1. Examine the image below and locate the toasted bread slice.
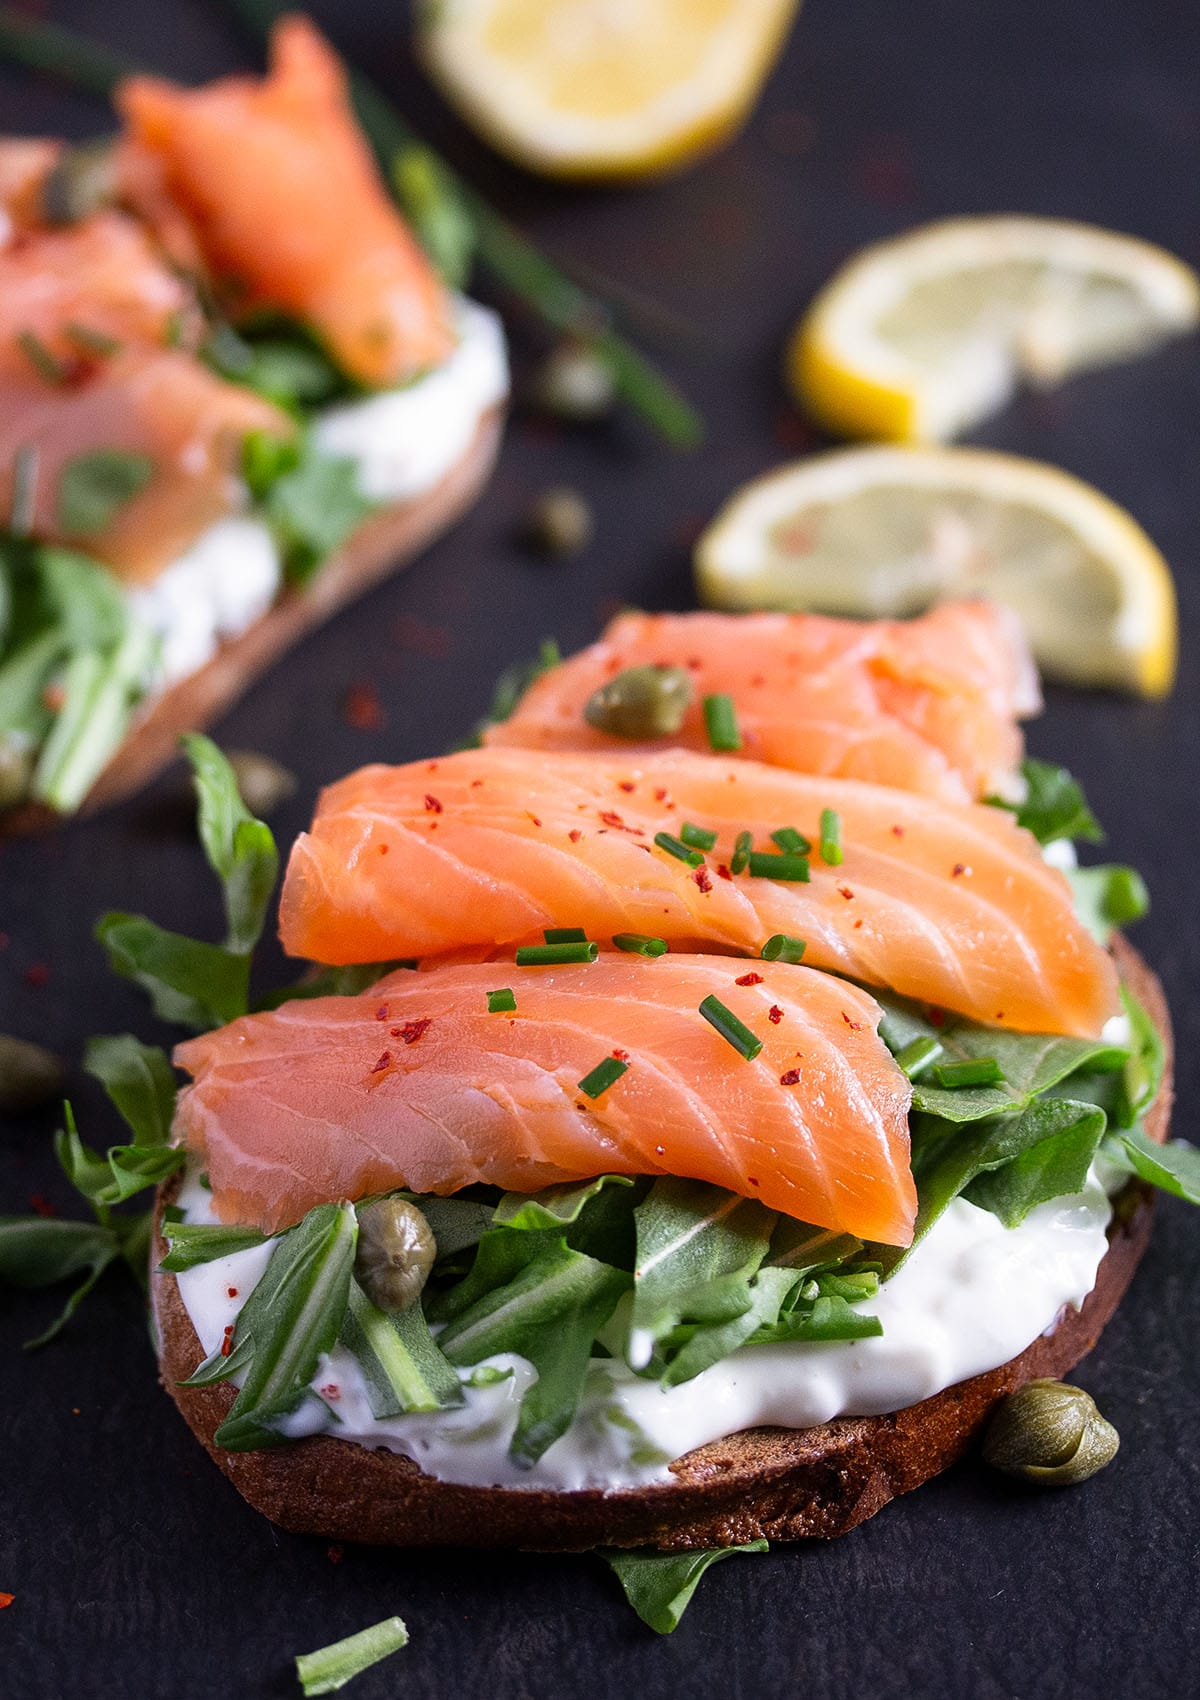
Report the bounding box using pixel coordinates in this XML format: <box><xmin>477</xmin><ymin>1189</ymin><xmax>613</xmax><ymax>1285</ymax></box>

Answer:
<box><xmin>2</xmin><ymin>405</ymin><xmax>503</xmax><ymax>835</ymax></box>
<box><xmin>151</xmin><ymin>935</ymin><xmax>1171</xmax><ymax>1552</ymax></box>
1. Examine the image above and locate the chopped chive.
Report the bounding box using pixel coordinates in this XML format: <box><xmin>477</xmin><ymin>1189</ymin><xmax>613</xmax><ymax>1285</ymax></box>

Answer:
<box><xmin>746</xmin><ymin>851</ymin><xmax>811</xmax><ymax>882</ymax></box>
<box><xmin>578</xmin><ymin>1055</ymin><xmax>629</xmax><ymax>1098</ymax></box>
<box><xmin>761</xmin><ymin>933</ymin><xmax>807</xmax><ymax>964</ymax></box>
<box><xmin>679</xmin><ymin>821</ymin><xmax>718</xmax><ymax>852</ymax></box>
<box><xmin>17</xmin><ymin>329</ymin><xmax>67</xmax><ymax>385</ymax></box>
<box><xmin>702</xmin><ymin>693</ymin><xmax>741</xmax><ymax>752</ymax></box>
<box><xmin>730</xmin><ymin>830</ymin><xmax>754</xmax><ymax>874</ymax></box>
<box><xmin>543</xmin><ymin>927</ymin><xmax>588</xmax><ymax>944</ymax></box>
<box><xmin>653</xmin><ymin>830</ymin><xmax>705</xmax><ymax>867</ymax></box>
<box><xmin>515</xmin><ymin>941</ymin><xmax>599</xmax><ymax>966</ymax></box>
<box><xmin>612</xmin><ymin>933</ymin><xmax>669</xmax><ymax>957</ymax></box>
<box><xmin>10</xmin><ymin>444</ymin><xmax>39</xmax><ymax>536</ymax></box>
<box><xmin>894</xmin><ymin>1035</ymin><xmax>943</xmax><ymax>1079</ymax></box>
<box><xmin>487</xmin><ymin>988</ymin><xmax>516</xmax><ymax>1013</ymax></box>
<box><xmin>64</xmin><ymin>320</ymin><xmax>121</xmax><ymax>356</ymax></box>
<box><xmin>295</xmin><ymin>1616</ymin><xmax>409</xmax><ymax>1696</ymax></box>
<box><xmin>931</xmin><ymin>1056</ymin><xmax>1004</xmax><ymax>1089</ymax></box>
<box><xmin>699</xmin><ymin>994</ymin><xmax>763</xmax><ymax>1060</ymax></box>
<box><xmin>819</xmin><ymin>808</ymin><xmax>843</xmax><ymax>866</ymax></box>
<box><xmin>771</xmin><ymin>826</ymin><xmax>812</xmax><ymax>855</ymax></box>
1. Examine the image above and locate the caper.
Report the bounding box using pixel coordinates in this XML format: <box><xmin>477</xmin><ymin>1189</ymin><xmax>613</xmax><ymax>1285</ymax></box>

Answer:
<box><xmin>226</xmin><ymin>749</ymin><xmax>297</xmax><ymax>819</ymax></box>
<box><xmin>524</xmin><ymin>487</ymin><xmax>593</xmax><ymax>559</ymax></box>
<box><xmin>583</xmin><ymin>664</ymin><xmax>693</xmax><ymax>740</ymax></box>
<box><xmin>0</xmin><ymin>1035</ymin><xmax>66</xmax><ymax>1115</ymax></box>
<box><xmin>981</xmin><ymin>1378</ymin><xmax>1119</xmax><ymax>1487</ymax></box>
<box><xmin>529</xmin><ymin>342</ymin><xmax>616</xmax><ymax>424</ymax></box>
<box><xmin>355</xmin><ymin>1197</ymin><xmax>437</xmax><ymax>1313</ymax></box>
<box><xmin>41</xmin><ymin>140</ymin><xmax>118</xmax><ymax>226</ymax></box>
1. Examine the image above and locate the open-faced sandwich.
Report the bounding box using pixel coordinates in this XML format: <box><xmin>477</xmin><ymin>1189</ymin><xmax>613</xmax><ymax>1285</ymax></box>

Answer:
<box><xmin>0</xmin><ymin>15</ymin><xmax>507</xmax><ymax>830</ymax></box>
<box><xmin>134</xmin><ymin>602</ymin><xmax>1195</xmax><ymax>1558</ymax></box>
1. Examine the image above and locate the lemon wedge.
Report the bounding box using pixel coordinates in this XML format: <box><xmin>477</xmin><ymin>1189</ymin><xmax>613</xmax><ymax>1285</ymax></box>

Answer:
<box><xmin>417</xmin><ymin>0</ymin><xmax>800</xmax><ymax>180</ymax></box>
<box><xmin>789</xmin><ymin>217</ymin><xmax>1200</xmax><ymax>442</ymax></box>
<box><xmin>694</xmin><ymin>446</ymin><xmax>1177</xmax><ymax>696</ymax></box>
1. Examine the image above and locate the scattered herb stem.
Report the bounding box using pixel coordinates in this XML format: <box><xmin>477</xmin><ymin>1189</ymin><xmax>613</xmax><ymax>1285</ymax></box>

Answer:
<box><xmin>698</xmin><ymin>995</ymin><xmax>763</xmax><ymax>1061</ymax></box>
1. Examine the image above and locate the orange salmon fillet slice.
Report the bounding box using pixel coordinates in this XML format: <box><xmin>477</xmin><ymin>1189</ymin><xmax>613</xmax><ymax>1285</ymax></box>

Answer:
<box><xmin>279</xmin><ymin>747</ymin><xmax>1118</xmax><ymax>1038</ymax></box>
<box><xmin>117</xmin><ymin>16</ymin><xmax>454</xmax><ymax>387</ymax></box>
<box><xmin>486</xmin><ymin>602</ymin><xmax>1039</xmax><ymax>803</ymax></box>
<box><xmin>173</xmin><ymin>955</ymin><xmax>916</xmax><ymax>1242</ymax></box>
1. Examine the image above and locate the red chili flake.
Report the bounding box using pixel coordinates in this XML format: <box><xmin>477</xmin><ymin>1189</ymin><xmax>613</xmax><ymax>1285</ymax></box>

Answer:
<box><xmin>613</xmin><ymin>1048</ymin><xmax>631</xmax><ymax>1063</ymax></box>
<box><xmin>470</xmin><ymin>778</ymin><xmax>484</xmax><ymax>788</ymax></box>
<box><xmin>735</xmin><ymin>972</ymin><xmax>764</xmax><ymax>986</ymax></box>
<box><xmin>768</xmin><ymin>1005</ymin><xmax>783</xmax><ymax>1025</ymax></box>
<box><xmin>685</xmin><ymin>656</ymin><xmax>703</xmax><ymax>671</ymax></box>
<box><xmin>928</xmin><ymin>1007</ymin><xmax>945</xmax><ymax>1027</ymax></box>
<box><xmin>853</xmin><ymin>918</ymin><xmax>864</xmax><ymax>930</ymax></box>
<box><xmin>599</xmin><ymin>809</ymin><xmax>626</xmax><ymax>830</ymax></box>
<box><xmin>568</xmin><ymin>829</ymin><xmax>582</xmax><ymax>843</ymax></box>
<box><xmin>326</xmin><ymin>1543</ymin><xmax>345</xmax><ymax>1565</ymax></box>
<box><xmin>375</xmin><ymin>1004</ymin><xmax>389</xmax><ymax>1021</ymax></box>
<box><xmin>23</xmin><ymin>962</ymin><xmax>49</xmax><ymax>989</ymax></box>
<box><xmin>836</xmin><ymin>886</ymin><xmax>855</xmax><ymax>901</ymax></box>
<box><xmin>42</xmin><ymin>681</ymin><xmax>66</xmax><ymax>713</ymax></box>
<box><xmin>29</xmin><ymin>1194</ymin><xmax>56</xmax><ymax>1218</ymax></box>
<box><xmin>424</xmin><ymin>793</ymin><xmax>443</xmax><ymax>814</ymax></box>
<box><xmin>0</xmin><ymin>1594</ymin><xmax>14</xmax><ymax>1610</ymax></box>
<box><xmin>370</xmin><ymin>1051</ymin><xmax>392</xmax><ymax>1074</ymax></box>
<box><xmin>227</xmin><ymin>1287</ymin><xmax>238</xmax><ymax>1299</ymax></box>
<box><xmin>526</xmin><ymin>813</ymin><xmax>542</xmax><ymax>828</ymax></box>
<box><xmin>220</xmin><ymin>1324</ymin><xmax>235</xmax><ymax>1359</ymax></box>
<box><xmin>693</xmin><ymin>866</ymin><xmax>712</xmax><ymax>893</ymax></box>
<box><xmin>779</xmin><ymin>1068</ymin><xmax>802</xmax><ymax>1086</ymax></box>
<box><xmin>342</xmin><ymin>681</ymin><xmax>384</xmax><ymax>731</ymax></box>
<box><xmin>842</xmin><ymin>1012</ymin><xmax>865</xmax><ymax>1031</ymax></box>
<box><xmin>891</xmin><ymin>824</ymin><xmax>905</xmax><ymax>838</ymax></box>
<box><xmin>995</xmin><ymin>1011</ymin><xmax>1005</xmax><ymax>1022</ymax></box>
<box><xmin>378</xmin><ymin>843</ymin><xmax>389</xmax><ymax>855</ymax></box>
<box><xmin>952</xmin><ymin>863</ymin><xmax>971</xmax><ymax>878</ymax></box>
<box><xmin>618</xmin><ymin>781</ymin><xmax>636</xmax><ymax>793</ymax></box>
<box><xmin>747</xmin><ymin>1176</ymin><xmax>760</xmax><ymax>1187</ymax></box>
<box><xmin>750</xmin><ymin>674</ymin><xmax>766</xmax><ymax>689</ymax></box>
<box><xmin>654</xmin><ymin>788</ymin><xmax>669</xmax><ymax>803</ymax></box>
<box><xmin>426</xmin><ymin>761</ymin><xmax>439</xmax><ymax>773</ymax></box>
<box><xmin>391</xmin><ymin>1017</ymin><xmax>432</xmax><ymax>1046</ymax></box>
<box><xmin>320</xmin><ymin>1384</ymin><xmax>341</xmax><ymax>1401</ymax></box>
<box><xmin>716</xmin><ymin>863</ymin><xmax>733</xmax><ymax>880</ymax></box>
<box><xmin>395</xmin><ymin>615</ymin><xmax>453</xmax><ymax>659</ymax></box>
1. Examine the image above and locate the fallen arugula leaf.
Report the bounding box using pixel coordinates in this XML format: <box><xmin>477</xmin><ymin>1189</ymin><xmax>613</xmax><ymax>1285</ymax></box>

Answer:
<box><xmin>1103</xmin><ymin>1129</ymin><xmax>1200</xmax><ymax>1204</ymax></box>
<box><xmin>602</xmin><ymin>1541</ymin><xmax>769</xmax><ymax>1634</ymax></box>
<box><xmin>0</xmin><ymin>1216</ymin><xmax>121</xmax><ymax>1348</ymax></box>
<box><xmin>990</xmin><ymin>758</ymin><xmax>1105</xmax><ymax>846</ymax></box>
<box><xmin>84</xmin><ymin>1033</ymin><xmax>176</xmax><ymax>1147</ymax></box>
<box><xmin>55</xmin><ymin>449</ymin><xmax>155</xmax><ymax>536</ymax></box>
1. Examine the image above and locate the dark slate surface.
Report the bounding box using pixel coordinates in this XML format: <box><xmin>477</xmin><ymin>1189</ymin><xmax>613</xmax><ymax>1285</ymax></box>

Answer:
<box><xmin>2</xmin><ymin>2</ymin><xmax>1198</xmax><ymax>1696</ymax></box>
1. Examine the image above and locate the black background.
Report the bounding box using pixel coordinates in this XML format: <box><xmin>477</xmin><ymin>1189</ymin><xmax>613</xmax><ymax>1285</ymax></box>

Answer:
<box><xmin>2</xmin><ymin>3</ymin><xmax>1198</xmax><ymax>1696</ymax></box>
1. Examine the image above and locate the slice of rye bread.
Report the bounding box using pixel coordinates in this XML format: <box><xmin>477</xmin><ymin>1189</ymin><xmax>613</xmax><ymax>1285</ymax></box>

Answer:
<box><xmin>151</xmin><ymin>935</ymin><xmax>1172</xmax><ymax>1552</ymax></box>
<box><xmin>1</xmin><ymin>406</ymin><xmax>503</xmax><ymax>836</ymax></box>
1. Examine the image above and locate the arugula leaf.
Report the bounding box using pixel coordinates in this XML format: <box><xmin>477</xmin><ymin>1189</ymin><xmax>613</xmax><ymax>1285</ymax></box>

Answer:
<box><xmin>1119</xmin><ymin>985</ymin><xmax>1166</xmax><ymax>1126</ymax></box>
<box><xmin>254</xmin><ymin>435</ymin><xmax>374</xmax><ymax>587</ymax></box>
<box><xmin>254</xmin><ymin>960</ymin><xmax>413</xmax><ymax>1010</ymax></box>
<box><xmin>755</xmin><ymin>1289</ymin><xmax>883</xmax><ymax>1345</ymax></box>
<box><xmin>659</xmin><ymin>1265</ymin><xmax>800</xmax><ymax>1385</ymax></box>
<box><xmin>765</xmin><ymin>1219</ymin><xmax>863</xmax><ymax>1273</ymax></box>
<box><xmin>1065</xmin><ymin>864</ymin><xmax>1150</xmax><ymax>943</ymax></box>
<box><xmin>602</xmin><ymin>1541</ymin><xmax>769</xmax><ymax>1635</ymax></box>
<box><xmin>35</xmin><ymin>544</ymin><xmax>128</xmax><ymax>650</ymax></box>
<box><xmin>295</xmin><ymin>1616</ymin><xmax>409</xmax><ymax>1696</ymax></box>
<box><xmin>83</xmin><ymin>1034</ymin><xmax>175</xmax><ymax>1147</ymax></box>
<box><xmin>54</xmin><ymin>1101</ymin><xmax>184</xmax><ymax>1214</ymax></box>
<box><xmin>94</xmin><ymin>912</ymin><xmax>250</xmax><ymax>1029</ymax></box>
<box><xmin>391</xmin><ymin>144</ymin><xmax>477</xmax><ymax>289</ymax></box>
<box><xmin>0</xmin><ymin>1216</ymin><xmax>121</xmax><ymax>1348</ymax></box>
<box><xmin>182</xmin><ymin>733</ymin><xmax>279</xmax><ymax>954</ymax></box>
<box><xmin>494</xmin><ymin>1175</ymin><xmax>634</xmax><ymax>1232</ymax></box>
<box><xmin>213</xmin><ymin>1203</ymin><xmax>358</xmax><ymax>1451</ymax></box>
<box><xmin>964</xmin><ymin>1103</ymin><xmax>1106</xmax><ymax>1226</ymax></box>
<box><xmin>339</xmin><ymin>1278</ymin><xmax>462</xmax><ymax>1415</ymax></box>
<box><xmin>1103</xmin><ymin>1129</ymin><xmax>1200</xmax><ymax>1204</ymax></box>
<box><xmin>627</xmin><ymin>1179</ymin><xmax>775</xmax><ymax>1375</ymax></box>
<box><xmin>435</xmin><ymin>1230</ymin><xmax>630</xmax><ymax>1465</ymax></box>
<box><xmin>158</xmin><ymin>1220</ymin><xmax>268</xmax><ymax>1272</ymax></box>
<box><xmin>990</xmin><ymin>759</ymin><xmax>1105</xmax><ymax>846</ymax></box>
<box><xmin>31</xmin><ymin>620</ymin><xmax>159</xmax><ymax>813</ymax></box>
<box><xmin>458</xmin><ymin>639</ymin><xmax>561</xmax><ymax>747</ymax></box>
<box><xmin>55</xmin><ymin>449</ymin><xmax>154</xmax><ymax>535</ymax></box>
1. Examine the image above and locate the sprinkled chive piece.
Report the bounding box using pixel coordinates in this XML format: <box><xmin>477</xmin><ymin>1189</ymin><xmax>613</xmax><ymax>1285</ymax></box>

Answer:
<box><xmin>730</xmin><ymin>830</ymin><xmax>754</xmax><ymax>874</ymax></box>
<box><xmin>295</xmin><ymin>1616</ymin><xmax>409</xmax><ymax>1696</ymax></box>
<box><xmin>771</xmin><ymin>826</ymin><xmax>811</xmax><ymax>855</ymax></box>
<box><xmin>515</xmin><ymin>941</ymin><xmax>599</xmax><ymax>966</ymax></box>
<box><xmin>487</xmin><ymin>988</ymin><xmax>516</xmax><ymax>1013</ymax></box>
<box><xmin>894</xmin><ymin>1035</ymin><xmax>943</xmax><ymax>1079</ymax></box>
<box><xmin>543</xmin><ymin>927</ymin><xmax>588</xmax><ymax>944</ymax></box>
<box><xmin>932</xmin><ymin>1056</ymin><xmax>1004</xmax><ymax>1089</ymax></box>
<box><xmin>578</xmin><ymin>1055</ymin><xmax>629</xmax><ymax>1098</ymax></box>
<box><xmin>703</xmin><ymin>693</ymin><xmax>741</xmax><ymax>752</ymax></box>
<box><xmin>699</xmin><ymin>995</ymin><xmax>763</xmax><ymax>1061</ymax></box>
<box><xmin>746</xmin><ymin>851</ymin><xmax>810</xmax><ymax>882</ymax></box>
<box><xmin>761</xmin><ymin>933</ymin><xmax>807</xmax><ymax>964</ymax></box>
<box><xmin>613</xmin><ymin>933</ymin><xmax>669</xmax><ymax>957</ymax></box>
<box><xmin>65</xmin><ymin>320</ymin><xmax>121</xmax><ymax>357</ymax></box>
<box><xmin>819</xmin><ymin>808</ymin><xmax>843</xmax><ymax>866</ymax></box>
<box><xmin>17</xmin><ymin>328</ymin><xmax>67</xmax><ymax>385</ymax></box>
<box><xmin>679</xmin><ymin>821</ymin><xmax>718</xmax><ymax>852</ymax></box>
<box><xmin>653</xmin><ymin>830</ymin><xmax>705</xmax><ymax>867</ymax></box>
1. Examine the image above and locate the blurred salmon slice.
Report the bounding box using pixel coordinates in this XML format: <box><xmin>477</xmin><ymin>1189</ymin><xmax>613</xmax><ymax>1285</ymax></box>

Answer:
<box><xmin>0</xmin><ymin>138</ymin><xmax>60</xmax><ymax>234</ymax></box>
<box><xmin>174</xmin><ymin>955</ymin><xmax>916</xmax><ymax>1242</ymax></box>
<box><xmin>279</xmin><ymin>746</ymin><xmax>1118</xmax><ymax>1038</ymax></box>
<box><xmin>487</xmin><ymin>602</ymin><xmax>1039</xmax><ymax>803</ymax></box>
<box><xmin>117</xmin><ymin>15</ymin><xmax>455</xmax><ymax>387</ymax></box>
<box><xmin>0</xmin><ymin>347</ymin><xmax>291</xmax><ymax>580</ymax></box>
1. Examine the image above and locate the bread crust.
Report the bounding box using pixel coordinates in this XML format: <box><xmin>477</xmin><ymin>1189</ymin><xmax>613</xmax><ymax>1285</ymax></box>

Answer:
<box><xmin>1</xmin><ymin>406</ymin><xmax>503</xmax><ymax>836</ymax></box>
<box><xmin>151</xmin><ymin>935</ymin><xmax>1172</xmax><ymax>1551</ymax></box>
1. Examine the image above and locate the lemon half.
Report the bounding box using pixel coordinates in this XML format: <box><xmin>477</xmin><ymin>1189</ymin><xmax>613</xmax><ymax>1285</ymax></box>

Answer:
<box><xmin>694</xmin><ymin>445</ymin><xmax>1177</xmax><ymax>697</ymax></box>
<box><xmin>418</xmin><ymin>0</ymin><xmax>800</xmax><ymax>180</ymax></box>
<box><xmin>789</xmin><ymin>217</ymin><xmax>1200</xmax><ymax>442</ymax></box>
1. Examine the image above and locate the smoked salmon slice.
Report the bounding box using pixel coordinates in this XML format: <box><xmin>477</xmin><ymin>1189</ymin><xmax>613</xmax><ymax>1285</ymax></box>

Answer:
<box><xmin>279</xmin><ymin>747</ymin><xmax>1118</xmax><ymax>1038</ymax></box>
<box><xmin>173</xmin><ymin>955</ymin><xmax>916</xmax><ymax>1243</ymax></box>
<box><xmin>0</xmin><ymin>138</ymin><xmax>60</xmax><ymax>234</ymax></box>
<box><xmin>117</xmin><ymin>16</ymin><xmax>455</xmax><ymax>387</ymax></box>
<box><xmin>486</xmin><ymin>602</ymin><xmax>1039</xmax><ymax>803</ymax></box>
<box><xmin>0</xmin><ymin>348</ymin><xmax>291</xmax><ymax>580</ymax></box>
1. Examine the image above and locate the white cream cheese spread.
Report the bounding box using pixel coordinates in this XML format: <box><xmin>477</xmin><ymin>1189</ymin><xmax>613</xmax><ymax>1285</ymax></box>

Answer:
<box><xmin>172</xmin><ymin>1163</ymin><xmax>1113</xmax><ymax>1495</ymax></box>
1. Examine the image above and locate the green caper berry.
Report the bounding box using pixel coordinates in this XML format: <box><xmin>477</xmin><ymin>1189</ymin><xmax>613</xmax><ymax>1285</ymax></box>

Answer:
<box><xmin>524</xmin><ymin>488</ymin><xmax>593</xmax><ymax>559</ymax></box>
<box><xmin>0</xmin><ymin>1035</ymin><xmax>67</xmax><ymax>1115</ymax></box>
<box><xmin>355</xmin><ymin>1197</ymin><xmax>437</xmax><ymax>1313</ymax></box>
<box><xmin>41</xmin><ymin>140</ymin><xmax>118</xmax><ymax>226</ymax></box>
<box><xmin>226</xmin><ymin>750</ymin><xmax>297</xmax><ymax>819</ymax></box>
<box><xmin>530</xmin><ymin>343</ymin><xmax>616</xmax><ymax>424</ymax></box>
<box><xmin>982</xmin><ymin>1378</ymin><xmax>1120</xmax><ymax>1487</ymax></box>
<box><xmin>583</xmin><ymin>664</ymin><xmax>693</xmax><ymax>740</ymax></box>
